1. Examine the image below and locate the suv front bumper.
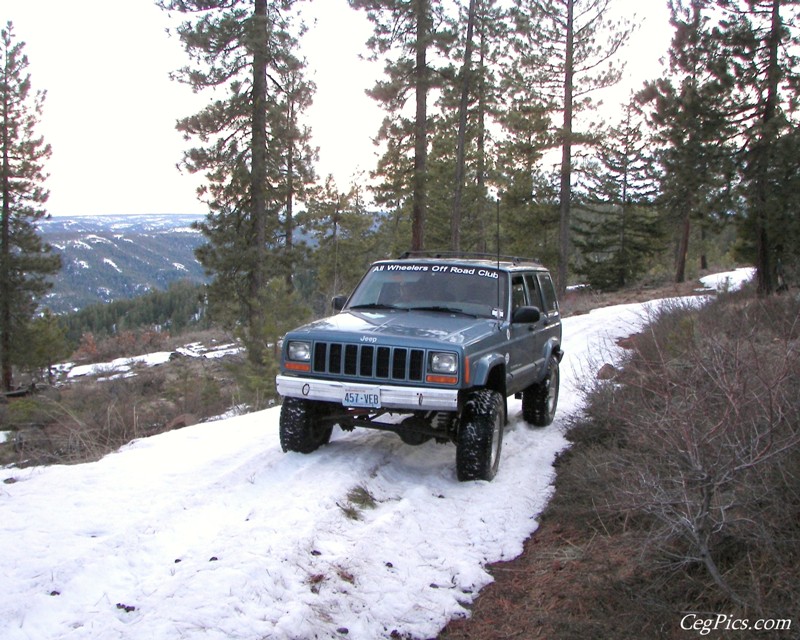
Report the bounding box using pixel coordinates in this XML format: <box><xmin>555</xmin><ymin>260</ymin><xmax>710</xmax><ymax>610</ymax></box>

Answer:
<box><xmin>276</xmin><ymin>375</ymin><xmax>460</xmax><ymax>412</ymax></box>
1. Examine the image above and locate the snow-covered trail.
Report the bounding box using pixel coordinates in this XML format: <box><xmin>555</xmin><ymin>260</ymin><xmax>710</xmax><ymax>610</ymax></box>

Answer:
<box><xmin>0</xmin><ymin>300</ymin><xmax>661</xmax><ymax>640</ymax></box>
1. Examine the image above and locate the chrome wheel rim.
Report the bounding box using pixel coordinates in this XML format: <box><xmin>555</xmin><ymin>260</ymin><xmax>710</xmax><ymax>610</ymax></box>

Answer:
<box><xmin>490</xmin><ymin>410</ymin><xmax>502</xmax><ymax>469</ymax></box>
<box><xmin>547</xmin><ymin>364</ymin><xmax>559</xmax><ymax>414</ymax></box>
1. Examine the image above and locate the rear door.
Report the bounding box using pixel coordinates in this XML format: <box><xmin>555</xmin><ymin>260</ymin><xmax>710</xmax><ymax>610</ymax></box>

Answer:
<box><xmin>506</xmin><ymin>272</ymin><xmax>545</xmax><ymax>394</ymax></box>
<box><xmin>529</xmin><ymin>272</ymin><xmax>561</xmax><ymax>381</ymax></box>
<box><xmin>535</xmin><ymin>272</ymin><xmax>561</xmax><ymax>344</ymax></box>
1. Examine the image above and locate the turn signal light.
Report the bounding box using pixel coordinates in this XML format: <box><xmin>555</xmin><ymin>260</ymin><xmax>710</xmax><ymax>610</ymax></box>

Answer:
<box><xmin>426</xmin><ymin>374</ymin><xmax>458</xmax><ymax>385</ymax></box>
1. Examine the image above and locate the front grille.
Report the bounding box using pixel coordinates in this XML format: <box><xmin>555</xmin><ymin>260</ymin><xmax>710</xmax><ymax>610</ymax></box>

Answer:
<box><xmin>313</xmin><ymin>342</ymin><xmax>425</xmax><ymax>382</ymax></box>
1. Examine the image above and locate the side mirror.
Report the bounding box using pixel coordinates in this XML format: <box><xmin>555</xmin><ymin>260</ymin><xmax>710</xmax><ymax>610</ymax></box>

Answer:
<box><xmin>511</xmin><ymin>305</ymin><xmax>541</xmax><ymax>324</ymax></box>
<box><xmin>332</xmin><ymin>295</ymin><xmax>348</xmax><ymax>312</ymax></box>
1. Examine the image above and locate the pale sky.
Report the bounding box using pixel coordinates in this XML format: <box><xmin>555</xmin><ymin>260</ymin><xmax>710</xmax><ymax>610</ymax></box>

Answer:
<box><xmin>2</xmin><ymin>0</ymin><xmax>670</xmax><ymax>217</ymax></box>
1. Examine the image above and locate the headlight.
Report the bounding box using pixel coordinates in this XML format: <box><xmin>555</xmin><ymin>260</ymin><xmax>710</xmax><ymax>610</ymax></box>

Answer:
<box><xmin>287</xmin><ymin>341</ymin><xmax>312</xmax><ymax>361</ymax></box>
<box><xmin>430</xmin><ymin>352</ymin><xmax>458</xmax><ymax>374</ymax></box>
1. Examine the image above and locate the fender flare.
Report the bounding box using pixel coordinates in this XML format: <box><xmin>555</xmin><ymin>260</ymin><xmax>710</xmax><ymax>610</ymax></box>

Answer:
<box><xmin>470</xmin><ymin>352</ymin><xmax>507</xmax><ymax>390</ymax></box>
<box><xmin>539</xmin><ymin>338</ymin><xmax>564</xmax><ymax>382</ymax></box>
<box><xmin>545</xmin><ymin>337</ymin><xmax>564</xmax><ymax>362</ymax></box>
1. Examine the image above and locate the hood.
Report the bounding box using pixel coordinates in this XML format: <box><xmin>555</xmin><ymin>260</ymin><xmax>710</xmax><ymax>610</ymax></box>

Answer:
<box><xmin>288</xmin><ymin>309</ymin><xmax>498</xmax><ymax>347</ymax></box>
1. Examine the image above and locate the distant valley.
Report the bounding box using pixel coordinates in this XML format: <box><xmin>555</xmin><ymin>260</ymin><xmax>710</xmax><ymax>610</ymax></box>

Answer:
<box><xmin>40</xmin><ymin>214</ymin><xmax>208</xmax><ymax>314</ymax></box>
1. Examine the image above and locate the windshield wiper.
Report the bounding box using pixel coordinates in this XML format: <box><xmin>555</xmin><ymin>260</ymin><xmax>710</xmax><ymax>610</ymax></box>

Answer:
<box><xmin>348</xmin><ymin>303</ymin><xmax>406</xmax><ymax>311</ymax></box>
<box><xmin>408</xmin><ymin>305</ymin><xmax>477</xmax><ymax>317</ymax></box>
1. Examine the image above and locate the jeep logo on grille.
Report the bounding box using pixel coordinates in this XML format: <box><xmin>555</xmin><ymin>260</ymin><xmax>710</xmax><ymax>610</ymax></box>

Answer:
<box><xmin>360</xmin><ymin>336</ymin><xmax>378</xmax><ymax>343</ymax></box>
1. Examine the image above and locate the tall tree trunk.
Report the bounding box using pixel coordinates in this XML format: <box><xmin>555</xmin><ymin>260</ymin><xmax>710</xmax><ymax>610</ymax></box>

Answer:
<box><xmin>700</xmin><ymin>225</ymin><xmax>708</xmax><ymax>271</ymax></box>
<box><xmin>557</xmin><ymin>0</ymin><xmax>575</xmax><ymax>295</ymax></box>
<box><xmin>249</xmin><ymin>0</ymin><xmax>269</xmax><ymax>363</ymax></box>
<box><xmin>476</xmin><ymin>8</ymin><xmax>488</xmax><ymax>253</ymax></box>
<box><xmin>1</xmin><ymin>124</ymin><xmax>11</xmax><ymax>391</ymax></box>
<box><xmin>451</xmin><ymin>0</ymin><xmax>478</xmax><ymax>252</ymax></box>
<box><xmin>753</xmin><ymin>0</ymin><xmax>781</xmax><ymax>295</ymax></box>
<box><xmin>675</xmin><ymin>212</ymin><xmax>690</xmax><ymax>283</ymax></box>
<box><xmin>412</xmin><ymin>0</ymin><xmax>429</xmax><ymax>252</ymax></box>
<box><xmin>285</xmin><ymin>98</ymin><xmax>296</xmax><ymax>294</ymax></box>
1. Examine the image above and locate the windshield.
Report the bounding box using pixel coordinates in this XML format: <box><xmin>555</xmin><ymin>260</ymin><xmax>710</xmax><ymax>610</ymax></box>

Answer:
<box><xmin>347</xmin><ymin>262</ymin><xmax>507</xmax><ymax>320</ymax></box>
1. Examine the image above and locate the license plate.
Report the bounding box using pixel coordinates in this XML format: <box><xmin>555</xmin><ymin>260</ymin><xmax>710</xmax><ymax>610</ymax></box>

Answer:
<box><xmin>343</xmin><ymin>388</ymin><xmax>381</xmax><ymax>408</ymax></box>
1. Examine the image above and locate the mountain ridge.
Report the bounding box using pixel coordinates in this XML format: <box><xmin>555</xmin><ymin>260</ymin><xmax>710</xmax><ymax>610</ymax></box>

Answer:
<box><xmin>40</xmin><ymin>213</ymin><xmax>208</xmax><ymax>313</ymax></box>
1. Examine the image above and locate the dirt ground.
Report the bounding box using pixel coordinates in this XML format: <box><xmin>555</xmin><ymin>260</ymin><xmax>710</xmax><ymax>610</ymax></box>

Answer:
<box><xmin>435</xmin><ymin>465</ymin><xmax>674</xmax><ymax>639</ymax></box>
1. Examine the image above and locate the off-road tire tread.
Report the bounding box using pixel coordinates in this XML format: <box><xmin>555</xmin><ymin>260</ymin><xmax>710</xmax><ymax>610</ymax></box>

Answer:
<box><xmin>456</xmin><ymin>389</ymin><xmax>505</xmax><ymax>481</ymax></box>
<box><xmin>522</xmin><ymin>355</ymin><xmax>560</xmax><ymax>427</ymax></box>
<box><xmin>279</xmin><ymin>397</ymin><xmax>333</xmax><ymax>453</ymax></box>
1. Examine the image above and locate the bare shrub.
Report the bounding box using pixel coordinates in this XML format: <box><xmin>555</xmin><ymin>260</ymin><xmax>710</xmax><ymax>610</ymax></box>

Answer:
<box><xmin>5</xmin><ymin>361</ymin><xmax>228</xmax><ymax>466</ymax></box>
<box><xmin>572</xmin><ymin>292</ymin><xmax>800</xmax><ymax>620</ymax></box>
<box><xmin>163</xmin><ymin>355</ymin><xmax>238</xmax><ymax>420</ymax></box>
<box><xmin>2</xmin><ymin>328</ymin><xmax>246</xmax><ymax>467</ymax></box>
<box><xmin>72</xmin><ymin>330</ymin><xmax>171</xmax><ymax>365</ymax></box>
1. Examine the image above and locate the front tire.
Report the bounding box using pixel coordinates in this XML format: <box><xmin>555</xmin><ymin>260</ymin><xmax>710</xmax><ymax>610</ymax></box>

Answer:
<box><xmin>456</xmin><ymin>389</ymin><xmax>505</xmax><ymax>481</ymax></box>
<box><xmin>279</xmin><ymin>397</ymin><xmax>334</xmax><ymax>453</ymax></box>
<box><xmin>522</xmin><ymin>355</ymin><xmax>560</xmax><ymax>427</ymax></box>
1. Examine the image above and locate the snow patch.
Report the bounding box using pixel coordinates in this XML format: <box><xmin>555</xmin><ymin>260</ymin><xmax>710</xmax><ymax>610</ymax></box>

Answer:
<box><xmin>63</xmin><ymin>342</ymin><xmax>242</xmax><ymax>381</ymax></box>
<box><xmin>103</xmin><ymin>258</ymin><xmax>122</xmax><ymax>273</ymax></box>
<box><xmin>86</xmin><ymin>234</ymin><xmax>113</xmax><ymax>245</ymax></box>
<box><xmin>700</xmin><ymin>267</ymin><xmax>755</xmax><ymax>292</ymax></box>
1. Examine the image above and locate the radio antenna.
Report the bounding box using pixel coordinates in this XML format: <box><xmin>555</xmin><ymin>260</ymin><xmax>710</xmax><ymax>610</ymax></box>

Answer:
<box><xmin>496</xmin><ymin>198</ymin><xmax>501</xmax><ymax>319</ymax></box>
<box><xmin>496</xmin><ymin>198</ymin><xmax>500</xmax><ymax>268</ymax></box>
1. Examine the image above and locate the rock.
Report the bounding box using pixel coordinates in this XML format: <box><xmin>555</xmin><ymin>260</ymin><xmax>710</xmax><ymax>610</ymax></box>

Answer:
<box><xmin>597</xmin><ymin>363</ymin><xmax>618</xmax><ymax>380</ymax></box>
<box><xmin>615</xmin><ymin>333</ymin><xmax>641</xmax><ymax>350</ymax></box>
<box><xmin>166</xmin><ymin>413</ymin><xmax>197</xmax><ymax>430</ymax></box>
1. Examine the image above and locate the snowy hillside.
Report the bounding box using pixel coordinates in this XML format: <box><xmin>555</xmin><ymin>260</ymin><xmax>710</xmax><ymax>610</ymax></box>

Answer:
<box><xmin>0</xmin><ymin>271</ymin><xmax>754</xmax><ymax>640</ymax></box>
<box><xmin>40</xmin><ymin>214</ymin><xmax>207</xmax><ymax>313</ymax></box>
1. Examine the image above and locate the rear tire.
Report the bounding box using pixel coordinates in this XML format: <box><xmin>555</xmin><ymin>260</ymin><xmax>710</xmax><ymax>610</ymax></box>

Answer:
<box><xmin>522</xmin><ymin>355</ymin><xmax>560</xmax><ymax>427</ymax></box>
<box><xmin>279</xmin><ymin>397</ymin><xmax>334</xmax><ymax>453</ymax></box>
<box><xmin>456</xmin><ymin>389</ymin><xmax>505</xmax><ymax>481</ymax></box>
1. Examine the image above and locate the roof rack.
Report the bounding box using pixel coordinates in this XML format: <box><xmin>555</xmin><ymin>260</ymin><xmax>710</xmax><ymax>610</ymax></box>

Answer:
<box><xmin>397</xmin><ymin>251</ymin><xmax>541</xmax><ymax>265</ymax></box>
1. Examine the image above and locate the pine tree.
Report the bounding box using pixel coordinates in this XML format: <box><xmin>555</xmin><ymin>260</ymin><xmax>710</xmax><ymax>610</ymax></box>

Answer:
<box><xmin>449</xmin><ymin>0</ymin><xmax>478</xmax><ymax>251</ymax></box>
<box><xmin>157</xmin><ymin>0</ymin><xmax>315</xmax><ymax>364</ymax></box>
<box><xmin>573</xmin><ymin>99</ymin><xmax>664</xmax><ymax>290</ymax></box>
<box><xmin>297</xmin><ymin>175</ymin><xmax>378</xmax><ymax>313</ymax></box>
<box><xmin>15</xmin><ymin>310</ymin><xmax>69</xmax><ymax>385</ymax></box>
<box><xmin>350</xmin><ymin>0</ymin><xmax>454</xmax><ymax>251</ymax></box>
<box><xmin>762</xmin><ymin>127</ymin><xmax>800</xmax><ymax>288</ymax></box>
<box><xmin>506</xmin><ymin>0</ymin><xmax>633</xmax><ymax>293</ymax></box>
<box><xmin>640</xmin><ymin>1</ymin><xmax>738</xmax><ymax>284</ymax></box>
<box><xmin>494</xmin><ymin>85</ymin><xmax>557</xmax><ymax>263</ymax></box>
<box><xmin>0</xmin><ymin>22</ymin><xmax>60</xmax><ymax>391</ymax></box>
<box><xmin>711</xmin><ymin>0</ymin><xmax>800</xmax><ymax>293</ymax></box>
<box><xmin>432</xmin><ymin>0</ymin><xmax>504</xmax><ymax>254</ymax></box>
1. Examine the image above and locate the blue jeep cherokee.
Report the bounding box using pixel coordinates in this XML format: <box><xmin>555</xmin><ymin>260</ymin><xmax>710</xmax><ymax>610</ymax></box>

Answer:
<box><xmin>276</xmin><ymin>253</ymin><xmax>563</xmax><ymax>481</ymax></box>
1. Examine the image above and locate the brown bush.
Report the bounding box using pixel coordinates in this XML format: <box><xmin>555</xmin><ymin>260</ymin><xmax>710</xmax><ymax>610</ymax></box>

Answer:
<box><xmin>72</xmin><ymin>329</ymin><xmax>171</xmax><ymax>364</ymax></box>
<box><xmin>570</xmin><ymin>290</ymin><xmax>800</xmax><ymax>622</ymax></box>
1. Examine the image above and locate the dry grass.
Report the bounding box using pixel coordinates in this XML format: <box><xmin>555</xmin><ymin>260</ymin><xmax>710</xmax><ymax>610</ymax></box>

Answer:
<box><xmin>2</xmin><ymin>329</ymin><xmax>247</xmax><ymax>467</ymax></box>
